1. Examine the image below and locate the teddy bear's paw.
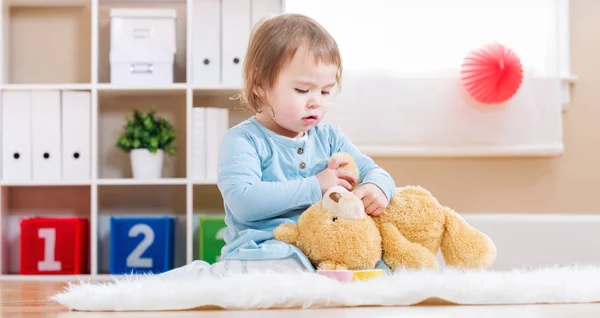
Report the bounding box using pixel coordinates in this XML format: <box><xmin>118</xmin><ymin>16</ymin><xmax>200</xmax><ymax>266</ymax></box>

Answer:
<box><xmin>418</xmin><ymin>251</ymin><xmax>440</xmax><ymax>270</ymax></box>
<box><xmin>380</xmin><ymin>222</ymin><xmax>440</xmax><ymax>271</ymax></box>
<box><xmin>317</xmin><ymin>261</ymin><xmax>348</xmax><ymax>271</ymax></box>
<box><xmin>441</xmin><ymin>207</ymin><xmax>498</xmax><ymax>269</ymax></box>
<box><xmin>273</xmin><ymin>223</ymin><xmax>298</xmax><ymax>245</ymax></box>
<box><xmin>385</xmin><ymin>249</ymin><xmax>439</xmax><ymax>271</ymax></box>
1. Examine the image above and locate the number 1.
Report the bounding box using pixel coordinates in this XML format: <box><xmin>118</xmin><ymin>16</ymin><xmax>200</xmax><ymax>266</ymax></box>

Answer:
<box><xmin>38</xmin><ymin>228</ymin><xmax>61</xmax><ymax>271</ymax></box>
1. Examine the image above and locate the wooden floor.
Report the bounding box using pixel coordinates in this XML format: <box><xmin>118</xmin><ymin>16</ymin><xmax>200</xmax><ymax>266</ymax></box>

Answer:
<box><xmin>2</xmin><ymin>280</ymin><xmax>600</xmax><ymax>317</ymax></box>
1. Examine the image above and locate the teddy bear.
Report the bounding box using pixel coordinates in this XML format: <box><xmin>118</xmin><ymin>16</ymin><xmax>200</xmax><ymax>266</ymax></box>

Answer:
<box><xmin>273</xmin><ymin>152</ymin><xmax>497</xmax><ymax>271</ymax></box>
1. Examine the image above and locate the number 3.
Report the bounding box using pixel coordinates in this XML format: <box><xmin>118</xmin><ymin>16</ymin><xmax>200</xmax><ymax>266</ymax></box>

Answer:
<box><xmin>126</xmin><ymin>224</ymin><xmax>155</xmax><ymax>268</ymax></box>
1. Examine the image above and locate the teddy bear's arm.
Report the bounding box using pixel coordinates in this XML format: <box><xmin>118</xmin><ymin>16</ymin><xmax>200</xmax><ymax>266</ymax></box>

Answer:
<box><xmin>379</xmin><ymin>223</ymin><xmax>439</xmax><ymax>270</ymax></box>
<box><xmin>273</xmin><ymin>223</ymin><xmax>298</xmax><ymax>245</ymax></box>
<box><xmin>317</xmin><ymin>261</ymin><xmax>348</xmax><ymax>271</ymax></box>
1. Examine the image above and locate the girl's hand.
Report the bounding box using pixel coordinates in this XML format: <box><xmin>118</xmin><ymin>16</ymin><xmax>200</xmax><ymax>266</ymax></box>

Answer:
<box><xmin>316</xmin><ymin>157</ymin><xmax>358</xmax><ymax>194</ymax></box>
<box><xmin>352</xmin><ymin>183</ymin><xmax>388</xmax><ymax>216</ymax></box>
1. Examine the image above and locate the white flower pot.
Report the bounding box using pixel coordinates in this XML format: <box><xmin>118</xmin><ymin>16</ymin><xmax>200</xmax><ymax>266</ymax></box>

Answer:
<box><xmin>130</xmin><ymin>149</ymin><xmax>164</xmax><ymax>179</ymax></box>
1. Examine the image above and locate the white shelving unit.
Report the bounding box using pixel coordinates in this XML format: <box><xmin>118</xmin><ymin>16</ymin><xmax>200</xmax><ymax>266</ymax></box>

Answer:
<box><xmin>0</xmin><ymin>0</ymin><xmax>282</xmax><ymax>281</ymax></box>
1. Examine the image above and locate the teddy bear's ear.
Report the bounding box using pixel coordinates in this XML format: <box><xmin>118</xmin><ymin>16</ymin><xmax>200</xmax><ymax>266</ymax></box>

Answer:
<box><xmin>273</xmin><ymin>223</ymin><xmax>298</xmax><ymax>245</ymax></box>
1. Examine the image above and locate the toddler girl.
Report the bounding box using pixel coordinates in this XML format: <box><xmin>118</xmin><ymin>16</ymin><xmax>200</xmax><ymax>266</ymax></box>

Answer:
<box><xmin>162</xmin><ymin>13</ymin><xmax>396</xmax><ymax>278</ymax></box>
<box><xmin>214</xmin><ymin>13</ymin><xmax>396</xmax><ymax>274</ymax></box>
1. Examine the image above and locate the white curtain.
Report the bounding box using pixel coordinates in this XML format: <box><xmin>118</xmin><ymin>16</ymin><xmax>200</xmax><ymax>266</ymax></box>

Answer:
<box><xmin>284</xmin><ymin>0</ymin><xmax>564</xmax><ymax>156</ymax></box>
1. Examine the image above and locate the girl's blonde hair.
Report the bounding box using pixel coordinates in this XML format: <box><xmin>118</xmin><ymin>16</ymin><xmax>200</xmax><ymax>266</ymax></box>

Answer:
<box><xmin>239</xmin><ymin>13</ymin><xmax>342</xmax><ymax>113</ymax></box>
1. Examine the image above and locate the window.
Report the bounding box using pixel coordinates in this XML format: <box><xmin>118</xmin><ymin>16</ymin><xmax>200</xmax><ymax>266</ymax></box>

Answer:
<box><xmin>283</xmin><ymin>0</ymin><xmax>572</xmax><ymax>157</ymax></box>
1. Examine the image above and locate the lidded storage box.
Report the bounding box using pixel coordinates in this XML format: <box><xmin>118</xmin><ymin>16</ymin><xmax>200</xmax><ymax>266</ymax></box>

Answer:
<box><xmin>109</xmin><ymin>8</ymin><xmax>177</xmax><ymax>85</ymax></box>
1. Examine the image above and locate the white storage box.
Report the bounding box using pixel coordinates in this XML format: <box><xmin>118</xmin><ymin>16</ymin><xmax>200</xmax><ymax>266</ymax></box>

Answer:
<box><xmin>109</xmin><ymin>8</ymin><xmax>177</xmax><ymax>85</ymax></box>
<box><xmin>110</xmin><ymin>50</ymin><xmax>174</xmax><ymax>85</ymax></box>
<box><xmin>110</xmin><ymin>8</ymin><xmax>177</xmax><ymax>53</ymax></box>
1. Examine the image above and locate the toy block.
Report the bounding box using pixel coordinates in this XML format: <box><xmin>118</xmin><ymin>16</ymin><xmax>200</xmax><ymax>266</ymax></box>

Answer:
<box><xmin>110</xmin><ymin>216</ymin><xmax>175</xmax><ymax>274</ymax></box>
<box><xmin>20</xmin><ymin>217</ymin><xmax>90</xmax><ymax>275</ymax></box>
<box><xmin>198</xmin><ymin>214</ymin><xmax>226</xmax><ymax>264</ymax></box>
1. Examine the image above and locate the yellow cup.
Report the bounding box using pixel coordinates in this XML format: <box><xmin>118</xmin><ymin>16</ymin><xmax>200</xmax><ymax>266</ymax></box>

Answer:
<box><xmin>352</xmin><ymin>269</ymin><xmax>384</xmax><ymax>281</ymax></box>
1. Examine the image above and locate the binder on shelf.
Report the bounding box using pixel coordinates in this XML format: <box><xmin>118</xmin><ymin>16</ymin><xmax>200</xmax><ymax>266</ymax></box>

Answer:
<box><xmin>2</xmin><ymin>91</ymin><xmax>32</xmax><ymax>181</ymax></box>
<box><xmin>190</xmin><ymin>0</ymin><xmax>282</xmax><ymax>86</ymax></box>
<box><xmin>205</xmin><ymin>107</ymin><xmax>229</xmax><ymax>181</ymax></box>
<box><xmin>61</xmin><ymin>91</ymin><xmax>91</xmax><ymax>181</ymax></box>
<box><xmin>31</xmin><ymin>90</ymin><xmax>62</xmax><ymax>181</ymax></box>
<box><xmin>0</xmin><ymin>93</ymin><xmax>2</xmax><ymax>180</ymax></box>
<box><xmin>192</xmin><ymin>107</ymin><xmax>229</xmax><ymax>182</ymax></box>
<box><xmin>193</xmin><ymin>0</ymin><xmax>221</xmax><ymax>85</ymax></box>
<box><xmin>192</xmin><ymin>107</ymin><xmax>207</xmax><ymax>181</ymax></box>
<box><xmin>221</xmin><ymin>0</ymin><xmax>251</xmax><ymax>86</ymax></box>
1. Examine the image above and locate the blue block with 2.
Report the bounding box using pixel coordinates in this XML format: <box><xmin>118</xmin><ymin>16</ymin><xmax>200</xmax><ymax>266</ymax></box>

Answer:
<box><xmin>109</xmin><ymin>216</ymin><xmax>175</xmax><ymax>274</ymax></box>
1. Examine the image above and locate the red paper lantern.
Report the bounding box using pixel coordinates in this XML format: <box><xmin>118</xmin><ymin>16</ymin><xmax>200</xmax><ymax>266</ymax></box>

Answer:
<box><xmin>460</xmin><ymin>42</ymin><xmax>523</xmax><ymax>104</ymax></box>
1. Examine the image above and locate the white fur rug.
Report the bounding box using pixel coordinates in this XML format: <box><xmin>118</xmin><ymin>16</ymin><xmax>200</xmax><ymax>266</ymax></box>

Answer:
<box><xmin>52</xmin><ymin>265</ymin><xmax>600</xmax><ymax>311</ymax></box>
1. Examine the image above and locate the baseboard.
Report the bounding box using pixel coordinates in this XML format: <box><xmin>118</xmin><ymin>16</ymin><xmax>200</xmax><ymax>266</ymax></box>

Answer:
<box><xmin>446</xmin><ymin>214</ymin><xmax>600</xmax><ymax>270</ymax></box>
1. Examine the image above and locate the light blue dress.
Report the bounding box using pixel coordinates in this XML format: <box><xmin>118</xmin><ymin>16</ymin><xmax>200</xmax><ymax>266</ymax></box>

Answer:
<box><xmin>216</xmin><ymin>116</ymin><xmax>396</xmax><ymax>272</ymax></box>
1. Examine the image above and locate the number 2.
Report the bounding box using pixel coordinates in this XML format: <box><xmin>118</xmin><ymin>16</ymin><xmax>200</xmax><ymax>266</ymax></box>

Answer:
<box><xmin>126</xmin><ymin>224</ymin><xmax>155</xmax><ymax>268</ymax></box>
<box><xmin>38</xmin><ymin>228</ymin><xmax>62</xmax><ymax>271</ymax></box>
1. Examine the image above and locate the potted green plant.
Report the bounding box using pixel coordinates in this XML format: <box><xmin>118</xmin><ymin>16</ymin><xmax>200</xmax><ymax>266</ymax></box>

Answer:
<box><xmin>115</xmin><ymin>108</ymin><xmax>176</xmax><ymax>179</ymax></box>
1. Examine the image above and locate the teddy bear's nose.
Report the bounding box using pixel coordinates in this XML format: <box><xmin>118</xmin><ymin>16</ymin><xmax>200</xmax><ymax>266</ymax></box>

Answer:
<box><xmin>329</xmin><ymin>192</ymin><xmax>341</xmax><ymax>203</ymax></box>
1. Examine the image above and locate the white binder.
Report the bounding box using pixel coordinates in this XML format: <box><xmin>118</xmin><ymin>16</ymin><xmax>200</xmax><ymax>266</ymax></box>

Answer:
<box><xmin>193</xmin><ymin>0</ymin><xmax>221</xmax><ymax>85</ymax></box>
<box><xmin>31</xmin><ymin>90</ymin><xmax>61</xmax><ymax>181</ymax></box>
<box><xmin>251</xmin><ymin>0</ymin><xmax>281</xmax><ymax>26</ymax></box>
<box><xmin>61</xmin><ymin>91</ymin><xmax>91</xmax><ymax>181</ymax></box>
<box><xmin>221</xmin><ymin>0</ymin><xmax>251</xmax><ymax>86</ymax></box>
<box><xmin>205</xmin><ymin>107</ymin><xmax>229</xmax><ymax>181</ymax></box>
<box><xmin>0</xmin><ymin>93</ymin><xmax>2</xmax><ymax>180</ymax></box>
<box><xmin>1</xmin><ymin>91</ymin><xmax>32</xmax><ymax>181</ymax></box>
<box><xmin>191</xmin><ymin>107</ymin><xmax>207</xmax><ymax>181</ymax></box>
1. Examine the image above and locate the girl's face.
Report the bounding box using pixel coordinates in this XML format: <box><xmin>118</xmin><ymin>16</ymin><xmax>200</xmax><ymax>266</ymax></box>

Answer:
<box><xmin>255</xmin><ymin>45</ymin><xmax>339</xmax><ymax>138</ymax></box>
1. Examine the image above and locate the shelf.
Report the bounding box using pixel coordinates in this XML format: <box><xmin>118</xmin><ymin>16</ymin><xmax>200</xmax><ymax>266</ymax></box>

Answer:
<box><xmin>0</xmin><ymin>0</ymin><xmax>282</xmax><ymax>280</ymax></box>
<box><xmin>1</xmin><ymin>4</ymin><xmax>91</xmax><ymax>84</ymax></box>
<box><xmin>97</xmin><ymin>178</ymin><xmax>187</xmax><ymax>185</ymax></box>
<box><xmin>4</xmin><ymin>0</ymin><xmax>91</xmax><ymax>6</ymax></box>
<box><xmin>0</xmin><ymin>83</ymin><xmax>93</xmax><ymax>90</ymax></box>
<box><xmin>97</xmin><ymin>1</ymin><xmax>187</xmax><ymax>84</ymax></box>
<box><xmin>192</xmin><ymin>85</ymin><xmax>241</xmax><ymax>97</ymax></box>
<box><xmin>97</xmin><ymin>83</ymin><xmax>188</xmax><ymax>96</ymax></box>
<box><xmin>0</xmin><ymin>180</ymin><xmax>92</xmax><ymax>187</ymax></box>
<box><xmin>0</xmin><ymin>273</ymin><xmax>136</xmax><ymax>281</ymax></box>
<box><xmin>0</xmin><ymin>186</ymin><xmax>91</xmax><ymax>275</ymax></box>
<box><xmin>96</xmin><ymin>184</ymin><xmax>187</xmax><ymax>275</ymax></box>
<box><xmin>0</xmin><ymin>83</ymin><xmax>240</xmax><ymax>92</ymax></box>
<box><xmin>192</xmin><ymin>180</ymin><xmax>217</xmax><ymax>185</ymax></box>
<box><xmin>99</xmin><ymin>0</ymin><xmax>186</xmax><ymax>4</ymax></box>
<box><xmin>2</xmin><ymin>179</ymin><xmax>192</xmax><ymax>186</ymax></box>
<box><xmin>97</xmin><ymin>89</ymin><xmax>187</xmax><ymax>179</ymax></box>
